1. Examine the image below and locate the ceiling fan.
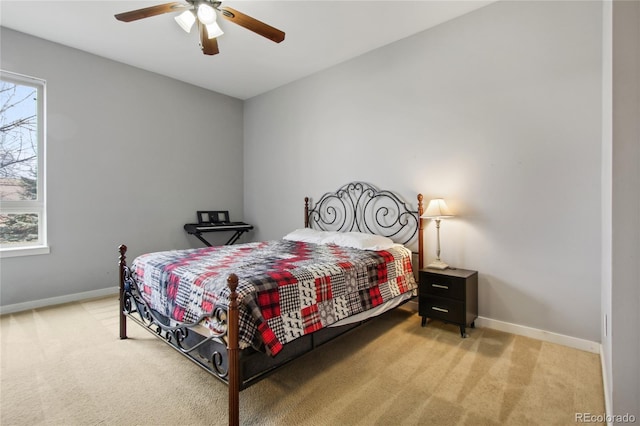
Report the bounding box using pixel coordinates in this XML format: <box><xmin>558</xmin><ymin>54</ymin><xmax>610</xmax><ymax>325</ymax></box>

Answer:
<box><xmin>114</xmin><ymin>1</ymin><xmax>285</xmax><ymax>56</ymax></box>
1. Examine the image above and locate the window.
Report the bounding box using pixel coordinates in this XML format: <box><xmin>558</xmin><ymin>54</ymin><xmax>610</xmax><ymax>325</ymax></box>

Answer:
<box><xmin>0</xmin><ymin>70</ymin><xmax>48</xmax><ymax>257</ymax></box>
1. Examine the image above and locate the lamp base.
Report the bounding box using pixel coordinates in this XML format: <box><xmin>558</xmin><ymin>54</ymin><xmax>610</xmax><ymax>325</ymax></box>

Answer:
<box><xmin>427</xmin><ymin>259</ymin><xmax>449</xmax><ymax>270</ymax></box>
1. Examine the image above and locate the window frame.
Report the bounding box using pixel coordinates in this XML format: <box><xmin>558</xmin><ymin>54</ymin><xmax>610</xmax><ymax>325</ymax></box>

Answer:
<box><xmin>0</xmin><ymin>70</ymin><xmax>48</xmax><ymax>258</ymax></box>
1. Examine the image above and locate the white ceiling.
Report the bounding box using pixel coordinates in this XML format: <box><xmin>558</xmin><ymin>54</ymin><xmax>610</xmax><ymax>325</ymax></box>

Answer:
<box><xmin>0</xmin><ymin>1</ymin><xmax>495</xmax><ymax>100</ymax></box>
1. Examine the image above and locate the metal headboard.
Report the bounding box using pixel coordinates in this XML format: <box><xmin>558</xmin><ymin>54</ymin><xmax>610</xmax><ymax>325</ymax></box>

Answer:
<box><xmin>304</xmin><ymin>182</ymin><xmax>420</xmax><ymax>247</ymax></box>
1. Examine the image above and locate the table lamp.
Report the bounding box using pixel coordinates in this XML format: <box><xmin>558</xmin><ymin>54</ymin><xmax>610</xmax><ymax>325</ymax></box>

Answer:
<box><xmin>421</xmin><ymin>198</ymin><xmax>454</xmax><ymax>269</ymax></box>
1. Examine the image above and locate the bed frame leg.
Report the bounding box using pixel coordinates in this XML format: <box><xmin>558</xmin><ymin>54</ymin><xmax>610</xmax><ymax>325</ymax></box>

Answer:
<box><xmin>227</xmin><ymin>274</ymin><xmax>240</xmax><ymax>426</ymax></box>
<box><xmin>118</xmin><ymin>244</ymin><xmax>128</xmax><ymax>340</ymax></box>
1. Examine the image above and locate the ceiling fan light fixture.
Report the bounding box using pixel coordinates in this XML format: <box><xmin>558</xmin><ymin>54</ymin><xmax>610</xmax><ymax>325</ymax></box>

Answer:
<box><xmin>205</xmin><ymin>22</ymin><xmax>224</xmax><ymax>39</ymax></box>
<box><xmin>197</xmin><ymin>3</ymin><xmax>217</xmax><ymax>25</ymax></box>
<box><xmin>114</xmin><ymin>2</ymin><xmax>286</xmax><ymax>56</ymax></box>
<box><xmin>175</xmin><ymin>10</ymin><xmax>196</xmax><ymax>33</ymax></box>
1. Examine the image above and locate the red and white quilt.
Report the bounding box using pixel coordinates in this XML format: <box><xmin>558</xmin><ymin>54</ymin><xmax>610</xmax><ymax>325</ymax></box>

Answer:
<box><xmin>132</xmin><ymin>239</ymin><xmax>416</xmax><ymax>356</ymax></box>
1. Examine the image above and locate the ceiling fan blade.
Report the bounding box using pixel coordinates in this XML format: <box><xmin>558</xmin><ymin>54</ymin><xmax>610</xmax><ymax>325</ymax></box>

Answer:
<box><xmin>115</xmin><ymin>2</ymin><xmax>188</xmax><ymax>22</ymax></box>
<box><xmin>199</xmin><ymin>23</ymin><xmax>220</xmax><ymax>56</ymax></box>
<box><xmin>219</xmin><ymin>7</ymin><xmax>285</xmax><ymax>43</ymax></box>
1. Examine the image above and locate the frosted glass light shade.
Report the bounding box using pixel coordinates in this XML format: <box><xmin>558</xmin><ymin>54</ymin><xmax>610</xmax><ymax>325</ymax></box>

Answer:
<box><xmin>205</xmin><ymin>22</ymin><xmax>224</xmax><ymax>39</ymax></box>
<box><xmin>197</xmin><ymin>3</ymin><xmax>217</xmax><ymax>24</ymax></box>
<box><xmin>175</xmin><ymin>10</ymin><xmax>196</xmax><ymax>33</ymax></box>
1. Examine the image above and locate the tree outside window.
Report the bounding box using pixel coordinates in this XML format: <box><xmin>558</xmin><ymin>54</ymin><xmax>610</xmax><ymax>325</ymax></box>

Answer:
<box><xmin>0</xmin><ymin>71</ymin><xmax>46</xmax><ymax>253</ymax></box>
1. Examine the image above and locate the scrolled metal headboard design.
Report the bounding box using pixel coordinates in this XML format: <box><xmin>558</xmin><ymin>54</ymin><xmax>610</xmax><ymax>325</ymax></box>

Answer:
<box><xmin>305</xmin><ymin>182</ymin><xmax>419</xmax><ymax>246</ymax></box>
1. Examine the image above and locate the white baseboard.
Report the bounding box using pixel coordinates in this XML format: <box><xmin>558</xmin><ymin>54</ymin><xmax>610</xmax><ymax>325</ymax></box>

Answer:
<box><xmin>600</xmin><ymin>345</ymin><xmax>613</xmax><ymax>426</ymax></box>
<box><xmin>404</xmin><ymin>300</ymin><xmax>599</xmax><ymax>353</ymax></box>
<box><xmin>0</xmin><ymin>287</ymin><xmax>119</xmax><ymax>315</ymax></box>
<box><xmin>475</xmin><ymin>316</ymin><xmax>600</xmax><ymax>353</ymax></box>
<box><xmin>402</xmin><ymin>299</ymin><xmax>599</xmax><ymax>353</ymax></box>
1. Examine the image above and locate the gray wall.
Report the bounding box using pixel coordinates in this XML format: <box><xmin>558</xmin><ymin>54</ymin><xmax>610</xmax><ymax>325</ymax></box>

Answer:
<box><xmin>244</xmin><ymin>1</ymin><xmax>603</xmax><ymax>342</ymax></box>
<box><xmin>0</xmin><ymin>28</ymin><xmax>244</xmax><ymax>307</ymax></box>
<box><xmin>607</xmin><ymin>0</ymin><xmax>639</xmax><ymax>419</ymax></box>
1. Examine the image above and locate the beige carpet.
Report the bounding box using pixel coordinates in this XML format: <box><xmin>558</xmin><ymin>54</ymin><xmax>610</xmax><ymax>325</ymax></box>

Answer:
<box><xmin>1</xmin><ymin>296</ymin><xmax>604</xmax><ymax>426</ymax></box>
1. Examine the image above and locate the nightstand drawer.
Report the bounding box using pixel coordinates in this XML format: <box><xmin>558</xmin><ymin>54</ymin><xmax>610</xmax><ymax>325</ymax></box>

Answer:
<box><xmin>419</xmin><ymin>295</ymin><xmax>465</xmax><ymax>323</ymax></box>
<box><xmin>419</xmin><ymin>274</ymin><xmax>465</xmax><ymax>300</ymax></box>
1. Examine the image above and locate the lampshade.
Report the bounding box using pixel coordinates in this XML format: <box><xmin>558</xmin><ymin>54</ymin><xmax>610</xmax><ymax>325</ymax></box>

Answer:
<box><xmin>421</xmin><ymin>199</ymin><xmax>453</xmax><ymax>219</ymax></box>
<box><xmin>205</xmin><ymin>22</ymin><xmax>224</xmax><ymax>39</ymax></box>
<box><xmin>175</xmin><ymin>10</ymin><xmax>196</xmax><ymax>33</ymax></box>
<box><xmin>197</xmin><ymin>3</ymin><xmax>217</xmax><ymax>24</ymax></box>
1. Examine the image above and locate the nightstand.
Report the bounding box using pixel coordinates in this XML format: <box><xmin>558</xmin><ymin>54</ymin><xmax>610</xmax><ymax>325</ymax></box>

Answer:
<box><xmin>418</xmin><ymin>268</ymin><xmax>478</xmax><ymax>337</ymax></box>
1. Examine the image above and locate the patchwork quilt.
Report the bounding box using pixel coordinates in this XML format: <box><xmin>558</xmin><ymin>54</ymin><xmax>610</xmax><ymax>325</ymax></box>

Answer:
<box><xmin>132</xmin><ymin>239</ymin><xmax>416</xmax><ymax>356</ymax></box>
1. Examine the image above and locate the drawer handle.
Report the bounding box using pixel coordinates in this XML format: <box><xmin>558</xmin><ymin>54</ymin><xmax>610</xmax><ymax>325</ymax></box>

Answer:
<box><xmin>431</xmin><ymin>306</ymin><xmax>449</xmax><ymax>313</ymax></box>
<box><xmin>432</xmin><ymin>284</ymin><xmax>449</xmax><ymax>290</ymax></box>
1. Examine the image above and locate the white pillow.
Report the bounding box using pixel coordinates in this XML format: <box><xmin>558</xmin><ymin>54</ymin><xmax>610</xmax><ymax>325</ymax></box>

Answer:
<box><xmin>320</xmin><ymin>231</ymin><xmax>396</xmax><ymax>251</ymax></box>
<box><xmin>282</xmin><ymin>228</ymin><xmax>337</xmax><ymax>244</ymax></box>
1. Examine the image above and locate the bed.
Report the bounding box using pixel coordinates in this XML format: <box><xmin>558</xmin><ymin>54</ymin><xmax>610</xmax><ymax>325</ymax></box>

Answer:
<box><xmin>118</xmin><ymin>182</ymin><xmax>425</xmax><ymax>425</ymax></box>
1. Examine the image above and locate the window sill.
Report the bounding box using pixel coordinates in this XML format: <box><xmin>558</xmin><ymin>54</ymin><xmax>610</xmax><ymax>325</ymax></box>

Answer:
<box><xmin>0</xmin><ymin>245</ymin><xmax>50</xmax><ymax>258</ymax></box>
